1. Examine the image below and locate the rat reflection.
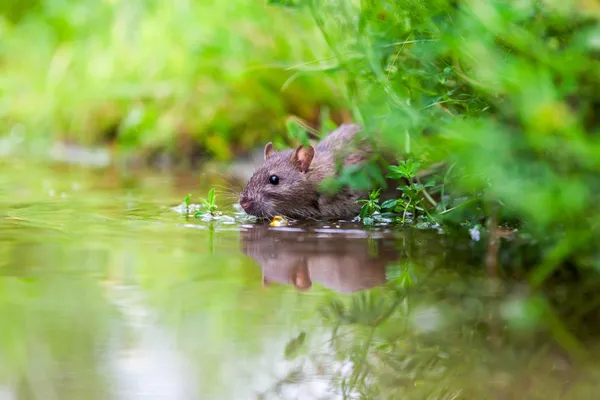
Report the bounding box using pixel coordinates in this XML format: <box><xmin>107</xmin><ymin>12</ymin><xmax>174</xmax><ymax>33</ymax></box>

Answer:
<box><xmin>241</xmin><ymin>224</ymin><xmax>399</xmax><ymax>293</ymax></box>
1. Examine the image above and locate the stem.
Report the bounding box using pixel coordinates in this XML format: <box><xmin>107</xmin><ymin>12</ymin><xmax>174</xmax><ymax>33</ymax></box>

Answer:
<box><xmin>402</xmin><ymin>198</ymin><xmax>412</xmax><ymax>223</ymax></box>
<box><xmin>440</xmin><ymin>162</ymin><xmax>455</xmax><ymax>212</ymax></box>
<box><xmin>422</xmin><ymin>186</ymin><xmax>438</xmax><ymax>208</ymax></box>
<box><xmin>486</xmin><ymin>203</ymin><xmax>500</xmax><ymax>279</ymax></box>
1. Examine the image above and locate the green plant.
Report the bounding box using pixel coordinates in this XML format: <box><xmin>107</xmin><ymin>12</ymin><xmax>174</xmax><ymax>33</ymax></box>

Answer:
<box><xmin>182</xmin><ymin>193</ymin><xmax>192</xmax><ymax>213</ymax></box>
<box><xmin>179</xmin><ymin>189</ymin><xmax>221</xmax><ymax>218</ymax></box>
<box><xmin>356</xmin><ymin>188</ymin><xmax>381</xmax><ymax>225</ymax></box>
<box><xmin>194</xmin><ymin>188</ymin><xmax>220</xmax><ymax>218</ymax></box>
<box><xmin>383</xmin><ymin>160</ymin><xmax>435</xmax><ymax>223</ymax></box>
<box><xmin>387</xmin><ymin>160</ymin><xmax>420</xmax><ymax>182</ymax></box>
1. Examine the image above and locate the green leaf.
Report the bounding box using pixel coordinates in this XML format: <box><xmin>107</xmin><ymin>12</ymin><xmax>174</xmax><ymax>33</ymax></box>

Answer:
<box><xmin>284</xmin><ymin>332</ymin><xmax>307</xmax><ymax>360</ymax></box>
<box><xmin>193</xmin><ymin>211</ymin><xmax>206</xmax><ymax>218</ymax></box>
<box><xmin>381</xmin><ymin>199</ymin><xmax>398</xmax><ymax>209</ymax></box>
<box><xmin>183</xmin><ymin>194</ymin><xmax>191</xmax><ymax>208</ymax></box>
<box><xmin>207</xmin><ymin>188</ymin><xmax>216</xmax><ymax>205</ymax></box>
<box><xmin>388</xmin><ymin>160</ymin><xmax>422</xmax><ymax>181</ymax></box>
<box><xmin>360</xmin><ymin>204</ymin><xmax>369</xmax><ymax>218</ymax></box>
<box><xmin>387</xmin><ymin>167</ymin><xmax>408</xmax><ymax>180</ymax></box>
<box><xmin>370</xmin><ymin>188</ymin><xmax>381</xmax><ymax>200</ymax></box>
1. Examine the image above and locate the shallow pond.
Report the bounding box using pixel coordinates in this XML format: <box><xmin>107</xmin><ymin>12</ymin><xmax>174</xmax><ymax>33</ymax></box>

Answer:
<box><xmin>0</xmin><ymin>159</ymin><xmax>599</xmax><ymax>399</ymax></box>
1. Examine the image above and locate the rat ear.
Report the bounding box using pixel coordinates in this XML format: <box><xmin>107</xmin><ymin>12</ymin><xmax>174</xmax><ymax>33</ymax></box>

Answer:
<box><xmin>290</xmin><ymin>262</ymin><xmax>312</xmax><ymax>291</ymax></box>
<box><xmin>264</xmin><ymin>142</ymin><xmax>274</xmax><ymax>161</ymax></box>
<box><xmin>292</xmin><ymin>145</ymin><xmax>315</xmax><ymax>173</ymax></box>
<box><xmin>292</xmin><ymin>269</ymin><xmax>312</xmax><ymax>291</ymax></box>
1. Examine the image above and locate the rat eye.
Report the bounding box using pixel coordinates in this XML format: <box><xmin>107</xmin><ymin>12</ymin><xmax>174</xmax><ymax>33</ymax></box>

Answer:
<box><xmin>269</xmin><ymin>175</ymin><xmax>279</xmax><ymax>185</ymax></box>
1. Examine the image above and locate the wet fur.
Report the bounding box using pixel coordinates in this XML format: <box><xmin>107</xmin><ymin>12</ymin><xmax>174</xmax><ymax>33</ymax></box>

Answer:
<box><xmin>240</xmin><ymin>124</ymin><xmax>372</xmax><ymax>219</ymax></box>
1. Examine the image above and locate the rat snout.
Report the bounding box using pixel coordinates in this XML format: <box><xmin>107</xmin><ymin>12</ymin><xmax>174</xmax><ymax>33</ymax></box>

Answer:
<box><xmin>239</xmin><ymin>190</ymin><xmax>272</xmax><ymax>218</ymax></box>
<box><xmin>239</xmin><ymin>195</ymin><xmax>252</xmax><ymax>211</ymax></box>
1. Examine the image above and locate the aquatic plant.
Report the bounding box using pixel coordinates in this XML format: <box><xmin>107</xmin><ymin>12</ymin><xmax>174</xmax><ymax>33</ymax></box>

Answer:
<box><xmin>177</xmin><ymin>189</ymin><xmax>221</xmax><ymax>219</ymax></box>
<box><xmin>194</xmin><ymin>188</ymin><xmax>220</xmax><ymax>218</ymax></box>
<box><xmin>182</xmin><ymin>194</ymin><xmax>192</xmax><ymax>214</ymax></box>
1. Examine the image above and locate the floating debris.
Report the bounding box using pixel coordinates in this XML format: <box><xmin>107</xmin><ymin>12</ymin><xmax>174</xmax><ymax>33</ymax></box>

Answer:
<box><xmin>172</xmin><ymin>202</ymin><xmax>201</xmax><ymax>215</ymax></box>
<box><xmin>270</xmin><ymin>216</ymin><xmax>289</xmax><ymax>227</ymax></box>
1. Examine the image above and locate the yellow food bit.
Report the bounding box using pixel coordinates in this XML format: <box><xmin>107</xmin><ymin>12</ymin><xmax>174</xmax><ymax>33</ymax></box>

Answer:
<box><xmin>269</xmin><ymin>215</ymin><xmax>288</xmax><ymax>227</ymax></box>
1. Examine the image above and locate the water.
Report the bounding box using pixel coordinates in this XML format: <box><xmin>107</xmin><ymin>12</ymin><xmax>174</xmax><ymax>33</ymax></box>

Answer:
<box><xmin>0</xmin><ymin>159</ymin><xmax>599</xmax><ymax>399</ymax></box>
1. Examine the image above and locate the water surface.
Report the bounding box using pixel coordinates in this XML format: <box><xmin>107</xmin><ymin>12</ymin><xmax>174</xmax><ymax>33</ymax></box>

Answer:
<box><xmin>0</xmin><ymin>160</ymin><xmax>598</xmax><ymax>399</ymax></box>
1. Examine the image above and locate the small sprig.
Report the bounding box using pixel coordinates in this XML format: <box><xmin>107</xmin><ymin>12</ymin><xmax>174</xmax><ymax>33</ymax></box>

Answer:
<box><xmin>194</xmin><ymin>188</ymin><xmax>221</xmax><ymax>218</ymax></box>
<box><xmin>182</xmin><ymin>193</ymin><xmax>191</xmax><ymax>213</ymax></box>
<box><xmin>356</xmin><ymin>188</ymin><xmax>381</xmax><ymax>225</ymax></box>
<box><xmin>177</xmin><ymin>189</ymin><xmax>222</xmax><ymax>219</ymax></box>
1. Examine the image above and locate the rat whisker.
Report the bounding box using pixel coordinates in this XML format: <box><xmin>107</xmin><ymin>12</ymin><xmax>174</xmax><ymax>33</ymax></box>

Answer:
<box><xmin>210</xmin><ymin>184</ymin><xmax>238</xmax><ymax>193</ymax></box>
<box><xmin>211</xmin><ymin>190</ymin><xmax>235</xmax><ymax>198</ymax></box>
<box><xmin>225</xmin><ymin>173</ymin><xmax>246</xmax><ymax>187</ymax></box>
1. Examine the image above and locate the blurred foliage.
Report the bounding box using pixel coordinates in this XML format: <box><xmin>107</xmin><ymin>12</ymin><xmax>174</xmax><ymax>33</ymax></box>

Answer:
<box><xmin>269</xmin><ymin>0</ymin><xmax>600</xmax><ymax>281</ymax></box>
<box><xmin>0</xmin><ymin>0</ymin><xmax>342</xmax><ymax>160</ymax></box>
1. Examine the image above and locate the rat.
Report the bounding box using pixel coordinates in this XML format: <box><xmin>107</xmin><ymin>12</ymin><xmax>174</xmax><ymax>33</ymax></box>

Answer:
<box><xmin>239</xmin><ymin>123</ymin><xmax>385</xmax><ymax>219</ymax></box>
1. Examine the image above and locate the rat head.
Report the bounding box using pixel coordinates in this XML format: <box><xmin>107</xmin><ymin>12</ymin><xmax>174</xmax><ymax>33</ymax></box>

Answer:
<box><xmin>239</xmin><ymin>142</ymin><xmax>318</xmax><ymax>219</ymax></box>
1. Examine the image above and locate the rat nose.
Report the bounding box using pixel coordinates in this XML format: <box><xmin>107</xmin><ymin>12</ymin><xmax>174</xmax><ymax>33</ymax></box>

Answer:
<box><xmin>240</xmin><ymin>196</ymin><xmax>252</xmax><ymax>211</ymax></box>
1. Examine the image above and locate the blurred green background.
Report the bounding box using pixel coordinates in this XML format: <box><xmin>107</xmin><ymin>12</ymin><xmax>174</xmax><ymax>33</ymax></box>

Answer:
<box><xmin>0</xmin><ymin>0</ymin><xmax>344</xmax><ymax>161</ymax></box>
<box><xmin>2</xmin><ymin>0</ymin><xmax>600</xmax><ymax>276</ymax></box>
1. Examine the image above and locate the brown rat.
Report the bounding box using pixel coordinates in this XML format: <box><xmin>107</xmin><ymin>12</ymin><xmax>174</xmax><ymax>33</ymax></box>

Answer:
<box><xmin>239</xmin><ymin>124</ymin><xmax>380</xmax><ymax>219</ymax></box>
